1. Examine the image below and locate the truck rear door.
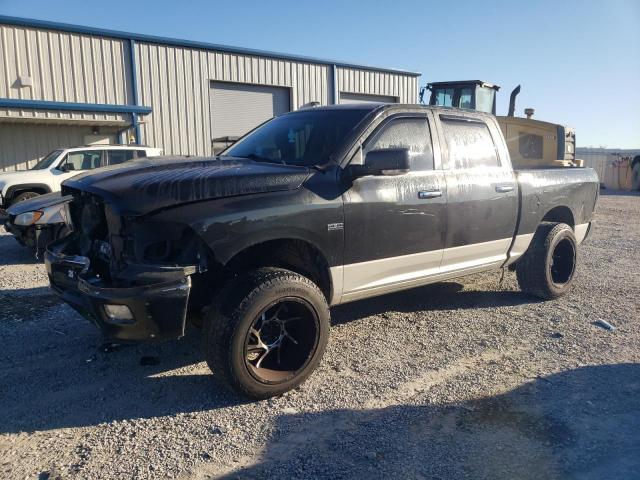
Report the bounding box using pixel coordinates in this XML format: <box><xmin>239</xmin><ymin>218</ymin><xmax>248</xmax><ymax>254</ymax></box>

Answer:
<box><xmin>436</xmin><ymin>113</ymin><xmax>518</xmax><ymax>272</ymax></box>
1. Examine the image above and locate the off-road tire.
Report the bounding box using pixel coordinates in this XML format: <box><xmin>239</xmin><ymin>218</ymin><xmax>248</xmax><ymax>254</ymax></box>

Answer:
<box><xmin>516</xmin><ymin>222</ymin><xmax>577</xmax><ymax>300</ymax></box>
<box><xmin>204</xmin><ymin>268</ymin><xmax>330</xmax><ymax>399</ymax></box>
<box><xmin>12</xmin><ymin>191</ymin><xmax>41</xmax><ymax>204</ymax></box>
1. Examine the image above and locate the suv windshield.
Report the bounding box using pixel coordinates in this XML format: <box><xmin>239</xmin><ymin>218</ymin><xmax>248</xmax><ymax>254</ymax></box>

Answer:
<box><xmin>31</xmin><ymin>149</ymin><xmax>63</xmax><ymax>170</ymax></box>
<box><xmin>223</xmin><ymin>109</ymin><xmax>370</xmax><ymax>167</ymax></box>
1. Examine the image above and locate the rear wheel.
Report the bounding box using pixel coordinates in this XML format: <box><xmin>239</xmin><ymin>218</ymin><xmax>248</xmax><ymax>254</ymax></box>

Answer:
<box><xmin>204</xmin><ymin>268</ymin><xmax>330</xmax><ymax>399</ymax></box>
<box><xmin>516</xmin><ymin>222</ymin><xmax>577</xmax><ymax>300</ymax></box>
<box><xmin>12</xmin><ymin>191</ymin><xmax>41</xmax><ymax>205</ymax></box>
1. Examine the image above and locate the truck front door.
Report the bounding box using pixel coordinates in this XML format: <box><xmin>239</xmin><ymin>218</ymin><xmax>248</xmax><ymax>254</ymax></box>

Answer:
<box><xmin>436</xmin><ymin>113</ymin><xmax>518</xmax><ymax>273</ymax></box>
<box><xmin>340</xmin><ymin>114</ymin><xmax>447</xmax><ymax>302</ymax></box>
<box><xmin>51</xmin><ymin>150</ymin><xmax>105</xmax><ymax>190</ymax></box>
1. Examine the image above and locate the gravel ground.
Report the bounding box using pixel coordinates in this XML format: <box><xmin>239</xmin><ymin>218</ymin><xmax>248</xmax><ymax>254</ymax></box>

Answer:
<box><xmin>0</xmin><ymin>192</ymin><xmax>638</xmax><ymax>480</ymax></box>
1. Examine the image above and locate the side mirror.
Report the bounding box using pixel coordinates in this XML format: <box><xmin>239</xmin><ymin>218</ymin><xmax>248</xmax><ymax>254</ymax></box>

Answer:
<box><xmin>59</xmin><ymin>164</ymin><xmax>75</xmax><ymax>172</ymax></box>
<box><xmin>349</xmin><ymin>148</ymin><xmax>411</xmax><ymax>178</ymax></box>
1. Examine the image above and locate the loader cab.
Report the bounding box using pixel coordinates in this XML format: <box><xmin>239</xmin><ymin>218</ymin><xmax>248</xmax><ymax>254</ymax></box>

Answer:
<box><xmin>426</xmin><ymin>80</ymin><xmax>500</xmax><ymax>114</ymax></box>
<box><xmin>424</xmin><ymin>79</ymin><xmax>579</xmax><ymax>167</ymax></box>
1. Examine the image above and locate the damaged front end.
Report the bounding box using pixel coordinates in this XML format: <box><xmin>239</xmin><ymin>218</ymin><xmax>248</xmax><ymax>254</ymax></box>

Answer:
<box><xmin>45</xmin><ymin>189</ymin><xmax>202</xmax><ymax>341</ymax></box>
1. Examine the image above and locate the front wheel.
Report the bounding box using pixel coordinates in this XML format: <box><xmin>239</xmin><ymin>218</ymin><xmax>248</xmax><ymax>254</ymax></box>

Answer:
<box><xmin>516</xmin><ymin>222</ymin><xmax>578</xmax><ymax>300</ymax></box>
<box><xmin>12</xmin><ymin>191</ymin><xmax>41</xmax><ymax>205</ymax></box>
<box><xmin>204</xmin><ymin>268</ymin><xmax>330</xmax><ymax>399</ymax></box>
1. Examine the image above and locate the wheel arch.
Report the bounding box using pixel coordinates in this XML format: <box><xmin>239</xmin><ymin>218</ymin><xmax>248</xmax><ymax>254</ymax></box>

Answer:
<box><xmin>6</xmin><ymin>183</ymin><xmax>52</xmax><ymax>202</ymax></box>
<box><xmin>541</xmin><ymin>205</ymin><xmax>575</xmax><ymax>230</ymax></box>
<box><xmin>217</xmin><ymin>237</ymin><xmax>334</xmax><ymax>304</ymax></box>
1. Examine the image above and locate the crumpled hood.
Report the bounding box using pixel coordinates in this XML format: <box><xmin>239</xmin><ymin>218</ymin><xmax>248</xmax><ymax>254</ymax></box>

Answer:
<box><xmin>62</xmin><ymin>156</ymin><xmax>311</xmax><ymax>216</ymax></box>
<box><xmin>6</xmin><ymin>191</ymin><xmax>69</xmax><ymax>216</ymax></box>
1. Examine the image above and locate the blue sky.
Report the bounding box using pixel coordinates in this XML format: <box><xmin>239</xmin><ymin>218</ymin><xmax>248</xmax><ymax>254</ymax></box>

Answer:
<box><xmin>1</xmin><ymin>0</ymin><xmax>638</xmax><ymax>148</ymax></box>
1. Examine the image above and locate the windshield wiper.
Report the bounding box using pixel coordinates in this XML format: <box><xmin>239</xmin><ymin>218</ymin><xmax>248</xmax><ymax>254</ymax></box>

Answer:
<box><xmin>235</xmin><ymin>153</ymin><xmax>323</xmax><ymax>172</ymax></box>
<box><xmin>243</xmin><ymin>153</ymin><xmax>287</xmax><ymax>165</ymax></box>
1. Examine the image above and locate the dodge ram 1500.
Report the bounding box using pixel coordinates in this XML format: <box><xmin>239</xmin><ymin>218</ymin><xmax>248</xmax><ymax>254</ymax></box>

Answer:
<box><xmin>45</xmin><ymin>104</ymin><xmax>599</xmax><ymax>398</ymax></box>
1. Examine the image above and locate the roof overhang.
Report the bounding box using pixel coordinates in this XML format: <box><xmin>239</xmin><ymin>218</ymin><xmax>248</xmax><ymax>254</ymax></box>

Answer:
<box><xmin>0</xmin><ymin>98</ymin><xmax>152</xmax><ymax>115</ymax></box>
<box><xmin>0</xmin><ymin>15</ymin><xmax>422</xmax><ymax>77</ymax></box>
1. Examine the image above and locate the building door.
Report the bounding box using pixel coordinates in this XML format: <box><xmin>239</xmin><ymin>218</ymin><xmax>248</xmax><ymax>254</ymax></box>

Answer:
<box><xmin>339</xmin><ymin>92</ymin><xmax>398</xmax><ymax>104</ymax></box>
<box><xmin>210</xmin><ymin>82</ymin><xmax>291</xmax><ymax>153</ymax></box>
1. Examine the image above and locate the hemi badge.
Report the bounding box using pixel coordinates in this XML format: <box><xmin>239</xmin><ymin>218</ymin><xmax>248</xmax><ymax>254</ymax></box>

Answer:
<box><xmin>327</xmin><ymin>223</ymin><xmax>344</xmax><ymax>232</ymax></box>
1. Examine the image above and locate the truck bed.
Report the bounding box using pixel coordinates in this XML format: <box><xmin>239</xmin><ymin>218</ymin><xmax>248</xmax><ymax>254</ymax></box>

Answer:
<box><xmin>514</xmin><ymin>167</ymin><xmax>599</xmax><ymax>238</ymax></box>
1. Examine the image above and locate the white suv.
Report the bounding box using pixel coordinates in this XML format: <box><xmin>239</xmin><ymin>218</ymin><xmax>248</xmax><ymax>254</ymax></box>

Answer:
<box><xmin>0</xmin><ymin>145</ymin><xmax>162</xmax><ymax>209</ymax></box>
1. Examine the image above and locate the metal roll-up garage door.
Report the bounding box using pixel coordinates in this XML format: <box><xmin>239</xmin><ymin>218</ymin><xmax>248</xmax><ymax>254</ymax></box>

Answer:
<box><xmin>210</xmin><ymin>82</ymin><xmax>291</xmax><ymax>152</ymax></box>
<box><xmin>339</xmin><ymin>92</ymin><xmax>398</xmax><ymax>104</ymax></box>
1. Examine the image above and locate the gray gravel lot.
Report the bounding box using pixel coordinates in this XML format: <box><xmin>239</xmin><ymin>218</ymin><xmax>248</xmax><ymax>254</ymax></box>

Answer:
<box><xmin>0</xmin><ymin>192</ymin><xmax>639</xmax><ymax>480</ymax></box>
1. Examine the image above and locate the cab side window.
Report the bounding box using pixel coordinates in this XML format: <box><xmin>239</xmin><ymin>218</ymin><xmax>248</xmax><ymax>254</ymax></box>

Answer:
<box><xmin>364</xmin><ymin>117</ymin><xmax>434</xmax><ymax>171</ymax></box>
<box><xmin>107</xmin><ymin>150</ymin><xmax>136</xmax><ymax>165</ymax></box>
<box><xmin>59</xmin><ymin>151</ymin><xmax>102</xmax><ymax>171</ymax></box>
<box><xmin>441</xmin><ymin>117</ymin><xmax>500</xmax><ymax>169</ymax></box>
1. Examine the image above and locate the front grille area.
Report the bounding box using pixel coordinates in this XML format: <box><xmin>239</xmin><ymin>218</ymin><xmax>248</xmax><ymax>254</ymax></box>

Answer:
<box><xmin>68</xmin><ymin>192</ymin><xmax>108</xmax><ymax>254</ymax></box>
<box><xmin>64</xmin><ymin>188</ymin><xmax>113</xmax><ymax>279</ymax></box>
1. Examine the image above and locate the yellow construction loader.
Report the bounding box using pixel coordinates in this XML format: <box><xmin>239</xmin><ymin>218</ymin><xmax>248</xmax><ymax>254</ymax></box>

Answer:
<box><xmin>422</xmin><ymin>80</ymin><xmax>582</xmax><ymax>168</ymax></box>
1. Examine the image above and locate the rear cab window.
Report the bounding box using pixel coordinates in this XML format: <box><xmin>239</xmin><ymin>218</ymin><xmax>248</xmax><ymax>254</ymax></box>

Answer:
<box><xmin>440</xmin><ymin>116</ymin><xmax>500</xmax><ymax>169</ymax></box>
<box><xmin>363</xmin><ymin>116</ymin><xmax>434</xmax><ymax>171</ymax></box>
<box><xmin>107</xmin><ymin>150</ymin><xmax>136</xmax><ymax>165</ymax></box>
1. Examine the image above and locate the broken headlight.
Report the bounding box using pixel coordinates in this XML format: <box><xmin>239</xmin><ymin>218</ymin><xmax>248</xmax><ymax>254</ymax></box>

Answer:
<box><xmin>14</xmin><ymin>211</ymin><xmax>44</xmax><ymax>226</ymax></box>
<box><xmin>127</xmin><ymin>221</ymin><xmax>200</xmax><ymax>265</ymax></box>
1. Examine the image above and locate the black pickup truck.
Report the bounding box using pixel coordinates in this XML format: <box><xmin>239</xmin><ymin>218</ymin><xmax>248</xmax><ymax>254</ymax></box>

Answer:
<box><xmin>45</xmin><ymin>104</ymin><xmax>599</xmax><ymax>398</ymax></box>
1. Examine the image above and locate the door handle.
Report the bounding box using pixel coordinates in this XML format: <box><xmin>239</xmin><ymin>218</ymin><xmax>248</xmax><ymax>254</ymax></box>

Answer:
<box><xmin>495</xmin><ymin>185</ymin><xmax>514</xmax><ymax>193</ymax></box>
<box><xmin>418</xmin><ymin>190</ymin><xmax>443</xmax><ymax>199</ymax></box>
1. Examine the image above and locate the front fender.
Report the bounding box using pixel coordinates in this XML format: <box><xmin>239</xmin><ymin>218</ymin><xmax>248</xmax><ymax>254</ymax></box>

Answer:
<box><xmin>146</xmin><ymin>187</ymin><xmax>344</xmax><ymax>268</ymax></box>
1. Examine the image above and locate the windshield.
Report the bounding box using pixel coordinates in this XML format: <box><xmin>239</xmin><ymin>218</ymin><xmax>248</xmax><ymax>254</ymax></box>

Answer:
<box><xmin>223</xmin><ymin>109</ymin><xmax>370</xmax><ymax>167</ymax></box>
<box><xmin>31</xmin><ymin>150</ymin><xmax>63</xmax><ymax>170</ymax></box>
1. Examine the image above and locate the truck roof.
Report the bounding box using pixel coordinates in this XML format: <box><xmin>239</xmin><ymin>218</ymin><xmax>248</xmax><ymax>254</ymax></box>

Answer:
<box><xmin>64</xmin><ymin>145</ymin><xmax>158</xmax><ymax>150</ymax></box>
<box><xmin>289</xmin><ymin>102</ymin><xmax>496</xmax><ymax>119</ymax></box>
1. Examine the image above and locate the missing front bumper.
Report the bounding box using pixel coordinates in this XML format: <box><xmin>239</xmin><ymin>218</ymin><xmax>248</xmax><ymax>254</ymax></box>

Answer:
<box><xmin>45</xmin><ymin>241</ymin><xmax>193</xmax><ymax>341</ymax></box>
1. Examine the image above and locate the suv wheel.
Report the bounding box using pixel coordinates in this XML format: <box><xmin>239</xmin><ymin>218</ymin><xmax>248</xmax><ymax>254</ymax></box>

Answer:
<box><xmin>204</xmin><ymin>268</ymin><xmax>330</xmax><ymax>399</ymax></box>
<box><xmin>516</xmin><ymin>222</ymin><xmax>577</xmax><ymax>300</ymax></box>
<box><xmin>12</xmin><ymin>191</ymin><xmax>41</xmax><ymax>204</ymax></box>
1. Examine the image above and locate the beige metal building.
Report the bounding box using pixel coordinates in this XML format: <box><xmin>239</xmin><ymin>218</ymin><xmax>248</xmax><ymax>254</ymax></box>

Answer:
<box><xmin>0</xmin><ymin>16</ymin><xmax>420</xmax><ymax>171</ymax></box>
<box><xmin>576</xmin><ymin>148</ymin><xmax>640</xmax><ymax>190</ymax></box>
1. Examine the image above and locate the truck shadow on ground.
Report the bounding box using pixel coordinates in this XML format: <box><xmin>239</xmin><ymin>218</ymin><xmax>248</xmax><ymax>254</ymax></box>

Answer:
<box><xmin>0</xmin><ymin>228</ymin><xmax>42</xmax><ymax>265</ymax></box>
<box><xmin>220</xmin><ymin>363</ymin><xmax>640</xmax><ymax>480</ymax></box>
<box><xmin>0</xmin><ymin>317</ymin><xmax>247</xmax><ymax>433</ymax></box>
<box><xmin>332</xmin><ymin>280</ymin><xmax>538</xmax><ymax>326</ymax></box>
<box><xmin>0</xmin><ymin>278</ymin><xmax>540</xmax><ymax>434</ymax></box>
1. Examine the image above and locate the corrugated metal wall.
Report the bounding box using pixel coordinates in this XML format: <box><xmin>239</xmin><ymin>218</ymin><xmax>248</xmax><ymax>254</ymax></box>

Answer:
<box><xmin>0</xmin><ymin>20</ymin><xmax>420</xmax><ymax>160</ymax></box>
<box><xmin>0</xmin><ymin>123</ymin><xmax>119</xmax><ymax>170</ymax></box>
<box><xmin>577</xmin><ymin>149</ymin><xmax>640</xmax><ymax>190</ymax></box>
<box><xmin>0</xmin><ymin>23</ymin><xmax>132</xmax><ymax>124</ymax></box>
<box><xmin>336</xmin><ymin>67</ymin><xmax>418</xmax><ymax>103</ymax></box>
<box><xmin>135</xmin><ymin>43</ymin><xmax>333</xmax><ymax>155</ymax></box>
